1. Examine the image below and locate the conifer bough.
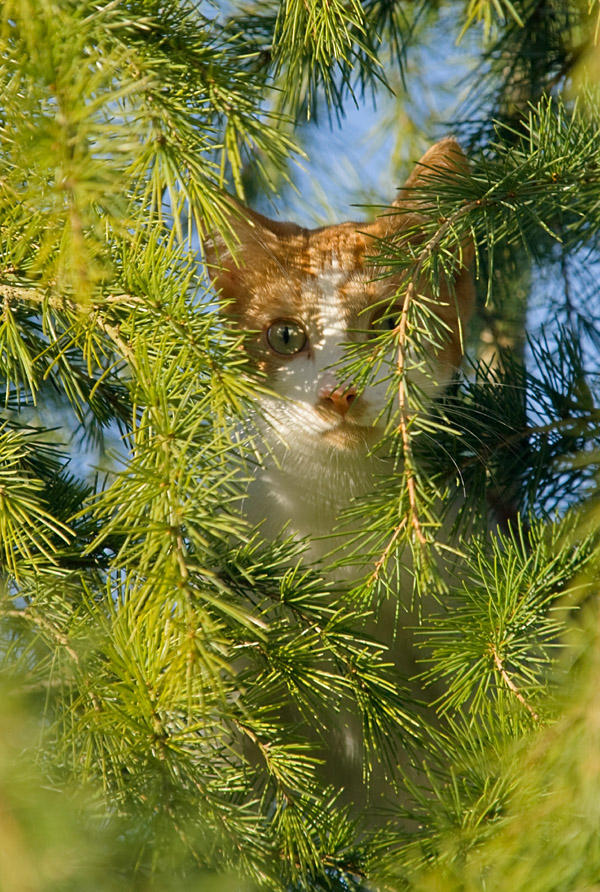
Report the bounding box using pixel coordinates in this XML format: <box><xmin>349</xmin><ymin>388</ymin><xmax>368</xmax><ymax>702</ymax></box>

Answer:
<box><xmin>0</xmin><ymin>0</ymin><xmax>599</xmax><ymax>889</ymax></box>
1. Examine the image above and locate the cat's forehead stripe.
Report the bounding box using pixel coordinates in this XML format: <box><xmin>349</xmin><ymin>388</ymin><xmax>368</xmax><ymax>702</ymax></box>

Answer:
<box><xmin>304</xmin><ymin>228</ymin><xmax>371</xmax><ymax>272</ymax></box>
<box><xmin>310</xmin><ymin>268</ymin><xmax>347</xmax><ymax>334</ymax></box>
<box><xmin>239</xmin><ymin>228</ymin><xmax>383</xmax><ymax>328</ymax></box>
<box><xmin>227</xmin><ymin>222</ymin><xmax>401</xmax><ymax>335</ymax></box>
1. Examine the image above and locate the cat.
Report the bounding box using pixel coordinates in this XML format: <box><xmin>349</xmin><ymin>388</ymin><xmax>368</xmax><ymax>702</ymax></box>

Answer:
<box><xmin>204</xmin><ymin>139</ymin><xmax>475</xmax><ymax>805</ymax></box>
<box><xmin>205</xmin><ymin>137</ymin><xmax>474</xmax><ymax>575</ymax></box>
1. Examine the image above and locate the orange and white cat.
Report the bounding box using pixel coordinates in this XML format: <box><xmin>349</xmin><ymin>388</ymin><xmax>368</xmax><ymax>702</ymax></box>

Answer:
<box><xmin>205</xmin><ymin>138</ymin><xmax>474</xmax><ymax>569</ymax></box>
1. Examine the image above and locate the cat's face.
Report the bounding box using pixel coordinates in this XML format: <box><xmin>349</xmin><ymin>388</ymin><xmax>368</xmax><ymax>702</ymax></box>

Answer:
<box><xmin>212</xmin><ymin>225</ymin><xmax>405</xmax><ymax>450</ymax></box>
<box><xmin>206</xmin><ymin>139</ymin><xmax>475</xmax><ymax>452</ymax></box>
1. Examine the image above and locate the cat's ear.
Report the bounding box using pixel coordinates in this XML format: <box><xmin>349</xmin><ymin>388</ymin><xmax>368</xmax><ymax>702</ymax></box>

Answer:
<box><xmin>381</xmin><ymin>136</ymin><xmax>474</xmax><ymax>268</ymax></box>
<box><xmin>203</xmin><ymin>198</ymin><xmax>303</xmax><ymax>307</ymax></box>
<box><xmin>393</xmin><ymin>137</ymin><xmax>470</xmax><ymax>206</ymax></box>
<box><xmin>370</xmin><ymin>138</ymin><xmax>475</xmax><ymax>367</ymax></box>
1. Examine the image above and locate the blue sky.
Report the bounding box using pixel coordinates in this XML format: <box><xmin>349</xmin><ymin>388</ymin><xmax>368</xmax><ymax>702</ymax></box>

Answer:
<box><xmin>251</xmin><ymin>3</ymin><xmax>478</xmax><ymax>227</ymax></box>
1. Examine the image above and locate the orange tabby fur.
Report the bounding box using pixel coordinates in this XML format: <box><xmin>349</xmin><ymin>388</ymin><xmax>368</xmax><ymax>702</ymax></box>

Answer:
<box><xmin>207</xmin><ymin>138</ymin><xmax>474</xmax><ymax>377</ymax></box>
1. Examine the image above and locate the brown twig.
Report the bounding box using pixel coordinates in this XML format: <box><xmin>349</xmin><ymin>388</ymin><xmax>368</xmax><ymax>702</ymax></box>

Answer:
<box><xmin>0</xmin><ymin>281</ymin><xmax>140</xmax><ymax>367</ymax></box>
<box><xmin>396</xmin><ymin>281</ymin><xmax>427</xmax><ymax>546</ymax></box>
<box><xmin>366</xmin><ymin>517</ymin><xmax>407</xmax><ymax>587</ymax></box>
<box><xmin>0</xmin><ymin>282</ymin><xmax>138</xmax><ymax>307</ymax></box>
<box><xmin>376</xmin><ymin>199</ymin><xmax>482</xmax><ymax>567</ymax></box>
<box><xmin>491</xmin><ymin>644</ymin><xmax>540</xmax><ymax>722</ymax></box>
<box><xmin>5</xmin><ymin>607</ymin><xmax>80</xmax><ymax>665</ymax></box>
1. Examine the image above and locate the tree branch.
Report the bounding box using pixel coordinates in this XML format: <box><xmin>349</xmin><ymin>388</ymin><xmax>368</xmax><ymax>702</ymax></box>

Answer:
<box><xmin>491</xmin><ymin>644</ymin><xmax>540</xmax><ymax>722</ymax></box>
<box><xmin>0</xmin><ymin>281</ymin><xmax>141</xmax><ymax>367</ymax></box>
<box><xmin>373</xmin><ymin>199</ymin><xmax>481</xmax><ymax>569</ymax></box>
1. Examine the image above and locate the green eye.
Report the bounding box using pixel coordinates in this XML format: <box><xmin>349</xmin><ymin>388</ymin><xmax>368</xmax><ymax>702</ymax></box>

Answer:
<box><xmin>266</xmin><ymin>319</ymin><xmax>307</xmax><ymax>355</ymax></box>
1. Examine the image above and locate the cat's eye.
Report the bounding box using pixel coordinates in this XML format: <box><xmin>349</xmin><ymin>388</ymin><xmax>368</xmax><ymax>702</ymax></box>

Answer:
<box><xmin>370</xmin><ymin>309</ymin><xmax>399</xmax><ymax>335</ymax></box>
<box><xmin>266</xmin><ymin>319</ymin><xmax>307</xmax><ymax>355</ymax></box>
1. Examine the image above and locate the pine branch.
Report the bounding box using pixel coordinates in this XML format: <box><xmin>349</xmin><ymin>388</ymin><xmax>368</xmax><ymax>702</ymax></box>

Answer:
<box><xmin>490</xmin><ymin>644</ymin><xmax>540</xmax><ymax>721</ymax></box>
<box><xmin>396</xmin><ymin>282</ymin><xmax>427</xmax><ymax>547</ymax></box>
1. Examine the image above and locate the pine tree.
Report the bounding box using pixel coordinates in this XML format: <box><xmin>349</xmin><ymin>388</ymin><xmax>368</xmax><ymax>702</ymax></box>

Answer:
<box><xmin>1</xmin><ymin>1</ymin><xmax>599</xmax><ymax>889</ymax></box>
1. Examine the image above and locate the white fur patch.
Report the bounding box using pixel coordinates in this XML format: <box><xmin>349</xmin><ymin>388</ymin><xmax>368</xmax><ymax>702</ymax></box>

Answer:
<box><xmin>242</xmin><ymin>259</ymin><xmax>395</xmax><ymax>566</ymax></box>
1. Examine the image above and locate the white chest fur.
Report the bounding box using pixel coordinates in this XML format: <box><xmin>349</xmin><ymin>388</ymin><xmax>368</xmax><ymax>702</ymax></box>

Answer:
<box><xmin>242</xmin><ymin>400</ymin><xmax>389</xmax><ymax>567</ymax></box>
<box><xmin>235</xmin><ymin>261</ymin><xmax>396</xmax><ymax>567</ymax></box>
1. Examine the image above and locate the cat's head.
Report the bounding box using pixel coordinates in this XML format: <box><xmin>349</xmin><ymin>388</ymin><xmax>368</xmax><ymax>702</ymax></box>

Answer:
<box><xmin>205</xmin><ymin>138</ymin><xmax>475</xmax><ymax>452</ymax></box>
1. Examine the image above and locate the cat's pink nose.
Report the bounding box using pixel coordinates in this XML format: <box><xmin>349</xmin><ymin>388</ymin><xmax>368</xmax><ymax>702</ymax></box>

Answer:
<box><xmin>318</xmin><ymin>384</ymin><xmax>357</xmax><ymax>417</ymax></box>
